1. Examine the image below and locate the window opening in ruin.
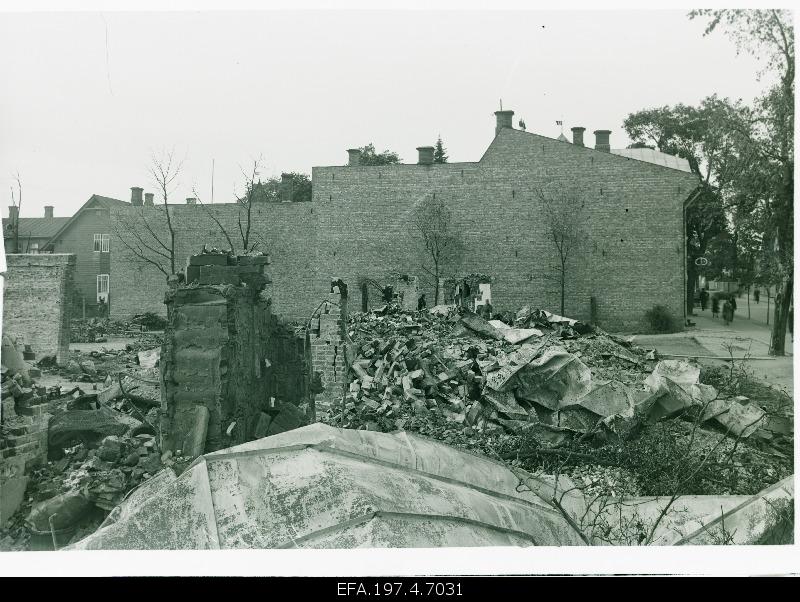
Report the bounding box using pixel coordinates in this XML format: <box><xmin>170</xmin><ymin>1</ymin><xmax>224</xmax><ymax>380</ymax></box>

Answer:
<box><xmin>93</xmin><ymin>233</ymin><xmax>102</xmax><ymax>252</ymax></box>
<box><xmin>97</xmin><ymin>274</ymin><xmax>109</xmax><ymax>303</ymax></box>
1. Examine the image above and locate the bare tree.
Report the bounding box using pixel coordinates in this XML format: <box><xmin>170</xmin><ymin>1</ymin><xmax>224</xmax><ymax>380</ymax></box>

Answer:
<box><xmin>412</xmin><ymin>193</ymin><xmax>461</xmax><ymax>305</ymax></box>
<box><xmin>115</xmin><ymin>149</ymin><xmax>183</xmax><ymax>278</ymax></box>
<box><xmin>536</xmin><ymin>182</ymin><xmax>588</xmax><ymax>316</ymax></box>
<box><xmin>193</xmin><ymin>155</ymin><xmax>267</xmax><ymax>254</ymax></box>
<box><xmin>9</xmin><ymin>172</ymin><xmax>22</xmax><ymax>253</ymax></box>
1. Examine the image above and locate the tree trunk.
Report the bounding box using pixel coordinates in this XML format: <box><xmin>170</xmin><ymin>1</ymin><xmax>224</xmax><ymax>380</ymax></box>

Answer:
<box><xmin>560</xmin><ymin>269</ymin><xmax>565</xmax><ymax>316</ymax></box>
<box><xmin>769</xmin><ymin>276</ymin><xmax>793</xmax><ymax>356</ymax></box>
<box><xmin>433</xmin><ymin>262</ymin><xmax>440</xmax><ymax>305</ymax></box>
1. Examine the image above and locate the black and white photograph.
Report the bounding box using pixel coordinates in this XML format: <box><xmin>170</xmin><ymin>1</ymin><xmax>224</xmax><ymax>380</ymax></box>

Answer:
<box><xmin>0</xmin><ymin>2</ymin><xmax>796</xmax><ymax>578</ymax></box>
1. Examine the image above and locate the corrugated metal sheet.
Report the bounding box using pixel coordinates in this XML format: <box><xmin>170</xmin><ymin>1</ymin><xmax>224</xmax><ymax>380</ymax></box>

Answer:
<box><xmin>611</xmin><ymin>148</ymin><xmax>693</xmax><ymax>172</ymax></box>
<box><xmin>67</xmin><ymin>424</ymin><xmax>586</xmax><ymax>549</ymax></box>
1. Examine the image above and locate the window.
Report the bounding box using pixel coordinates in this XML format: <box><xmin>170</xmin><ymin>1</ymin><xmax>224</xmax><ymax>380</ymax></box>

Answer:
<box><xmin>97</xmin><ymin>274</ymin><xmax>109</xmax><ymax>294</ymax></box>
<box><xmin>94</xmin><ymin>234</ymin><xmax>110</xmax><ymax>252</ymax></box>
<box><xmin>29</xmin><ymin>243</ymin><xmax>39</xmax><ymax>254</ymax></box>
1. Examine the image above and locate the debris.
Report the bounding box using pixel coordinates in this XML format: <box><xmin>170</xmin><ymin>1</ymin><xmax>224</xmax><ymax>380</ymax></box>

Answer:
<box><xmin>26</xmin><ymin>491</ymin><xmax>93</xmax><ymax>534</ymax></box>
<box><xmin>49</xmin><ymin>406</ymin><xmax>142</xmax><ymax>454</ymax></box>
<box><xmin>136</xmin><ymin>347</ymin><xmax>161</xmax><ymax>369</ymax></box>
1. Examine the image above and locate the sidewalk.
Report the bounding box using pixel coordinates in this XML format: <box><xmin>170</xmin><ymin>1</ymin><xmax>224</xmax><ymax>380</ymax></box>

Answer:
<box><xmin>633</xmin><ymin>305</ymin><xmax>794</xmax><ymax>396</ymax></box>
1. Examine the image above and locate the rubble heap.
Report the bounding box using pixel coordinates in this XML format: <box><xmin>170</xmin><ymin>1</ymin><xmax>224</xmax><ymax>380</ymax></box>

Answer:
<box><xmin>328</xmin><ymin>304</ymin><xmax>783</xmax><ymax>455</ymax></box>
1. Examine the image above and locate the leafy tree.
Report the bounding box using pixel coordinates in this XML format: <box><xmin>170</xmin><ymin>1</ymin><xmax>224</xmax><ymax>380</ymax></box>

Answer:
<box><xmin>690</xmin><ymin>9</ymin><xmax>794</xmax><ymax>355</ymax></box>
<box><xmin>433</xmin><ymin>136</ymin><xmax>448</xmax><ymax>164</ymax></box>
<box><xmin>247</xmin><ymin>172</ymin><xmax>312</xmax><ymax>203</ymax></box>
<box><xmin>623</xmin><ymin>96</ymin><xmax>757</xmax><ymax>315</ymax></box>
<box><xmin>357</xmin><ymin>143</ymin><xmax>401</xmax><ymax>166</ymax></box>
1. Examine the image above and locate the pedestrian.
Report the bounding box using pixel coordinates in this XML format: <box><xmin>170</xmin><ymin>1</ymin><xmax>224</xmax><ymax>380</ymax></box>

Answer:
<box><xmin>417</xmin><ymin>293</ymin><xmax>427</xmax><ymax>311</ymax></box>
<box><xmin>699</xmin><ymin>288</ymin><xmax>709</xmax><ymax>312</ymax></box>
<box><xmin>711</xmin><ymin>296</ymin><xmax>720</xmax><ymax>319</ymax></box>
<box><xmin>729</xmin><ymin>294</ymin><xmax>737</xmax><ymax>313</ymax></box>
<box><xmin>722</xmin><ymin>299</ymin><xmax>733</xmax><ymax>326</ymax></box>
<box><xmin>754</xmin><ymin>288</ymin><xmax>760</xmax><ymax>304</ymax></box>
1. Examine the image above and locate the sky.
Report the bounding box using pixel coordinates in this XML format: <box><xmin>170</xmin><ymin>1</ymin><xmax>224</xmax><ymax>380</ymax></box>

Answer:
<box><xmin>0</xmin><ymin>8</ymin><xmax>773</xmax><ymax>219</ymax></box>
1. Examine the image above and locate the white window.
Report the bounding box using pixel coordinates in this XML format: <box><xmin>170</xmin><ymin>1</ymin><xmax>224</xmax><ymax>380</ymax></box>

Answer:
<box><xmin>97</xmin><ymin>274</ymin><xmax>109</xmax><ymax>303</ymax></box>
<box><xmin>93</xmin><ymin>234</ymin><xmax>102</xmax><ymax>252</ymax></box>
<box><xmin>29</xmin><ymin>243</ymin><xmax>39</xmax><ymax>254</ymax></box>
<box><xmin>101</xmin><ymin>233</ymin><xmax>110</xmax><ymax>252</ymax></box>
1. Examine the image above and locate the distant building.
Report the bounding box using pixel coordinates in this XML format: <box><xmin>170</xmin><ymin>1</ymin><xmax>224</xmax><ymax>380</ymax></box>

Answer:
<box><xmin>3</xmin><ymin>205</ymin><xmax>68</xmax><ymax>255</ymax></box>
<box><xmin>4</xmin><ymin>194</ymin><xmax>130</xmax><ymax>317</ymax></box>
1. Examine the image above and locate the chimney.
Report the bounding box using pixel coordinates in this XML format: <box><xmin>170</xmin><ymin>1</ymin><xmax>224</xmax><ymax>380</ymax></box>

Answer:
<box><xmin>594</xmin><ymin>130</ymin><xmax>611</xmax><ymax>153</ymax></box>
<box><xmin>8</xmin><ymin>206</ymin><xmax>18</xmax><ymax>221</ymax></box>
<box><xmin>185</xmin><ymin>197</ymin><xmax>197</xmax><ymax>205</ymax></box>
<box><xmin>347</xmin><ymin>149</ymin><xmax>362</xmax><ymax>166</ymax></box>
<box><xmin>571</xmin><ymin>127</ymin><xmax>586</xmax><ymax>147</ymax></box>
<box><xmin>280</xmin><ymin>173</ymin><xmax>293</xmax><ymax>202</ymax></box>
<box><xmin>43</xmin><ymin>206</ymin><xmax>54</xmax><ymax>219</ymax></box>
<box><xmin>130</xmin><ymin>186</ymin><xmax>144</xmax><ymax>206</ymax></box>
<box><xmin>144</xmin><ymin>192</ymin><xmax>154</xmax><ymax>206</ymax></box>
<box><xmin>417</xmin><ymin>146</ymin><xmax>434</xmax><ymax>165</ymax></box>
<box><xmin>494</xmin><ymin>110</ymin><xmax>515</xmax><ymax>137</ymax></box>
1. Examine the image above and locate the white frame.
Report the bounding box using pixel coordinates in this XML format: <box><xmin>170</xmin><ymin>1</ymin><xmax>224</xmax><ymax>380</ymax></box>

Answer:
<box><xmin>101</xmin><ymin>233</ymin><xmax>110</xmax><ymax>253</ymax></box>
<box><xmin>93</xmin><ymin>233</ymin><xmax>102</xmax><ymax>252</ymax></box>
<box><xmin>97</xmin><ymin>273</ymin><xmax>109</xmax><ymax>295</ymax></box>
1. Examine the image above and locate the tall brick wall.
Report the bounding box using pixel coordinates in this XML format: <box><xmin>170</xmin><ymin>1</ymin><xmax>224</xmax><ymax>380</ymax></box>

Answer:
<box><xmin>2</xmin><ymin>254</ymin><xmax>75</xmax><ymax>364</ymax></box>
<box><xmin>312</xmin><ymin>129</ymin><xmax>699</xmax><ymax>331</ymax></box>
<box><xmin>109</xmin><ymin>129</ymin><xmax>698</xmax><ymax>332</ymax></box>
<box><xmin>110</xmin><ymin>202</ymin><xmax>317</xmax><ymax>322</ymax></box>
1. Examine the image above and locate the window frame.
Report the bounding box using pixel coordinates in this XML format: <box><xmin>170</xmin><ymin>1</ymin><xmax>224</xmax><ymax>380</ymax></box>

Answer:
<box><xmin>97</xmin><ymin>274</ymin><xmax>110</xmax><ymax>295</ymax></box>
<box><xmin>93</xmin><ymin>233</ymin><xmax>102</xmax><ymax>252</ymax></box>
<box><xmin>101</xmin><ymin>233</ymin><xmax>110</xmax><ymax>253</ymax></box>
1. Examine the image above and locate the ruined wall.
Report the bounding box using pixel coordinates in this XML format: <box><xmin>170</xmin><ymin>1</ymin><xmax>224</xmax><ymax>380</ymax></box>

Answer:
<box><xmin>2</xmin><ymin>254</ymin><xmax>75</xmax><ymax>364</ymax></box>
<box><xmin>310</xmin><ymin>289</ymin><xmax>349</xmax><ymax>415</ymax></box>
<box><xmin>312</xmin><ymin>129</ymin><xmax>699</xmax><ymax>331</ymax></box>
<box><xmin>110</xmin><ymin>202</ymin><xmax>317</xmax><ymax>322</ymax></box>
<box><xmin>161</xmin><ymin>284</ymin><xmax>273</xmax><ymax>453</ymax></box>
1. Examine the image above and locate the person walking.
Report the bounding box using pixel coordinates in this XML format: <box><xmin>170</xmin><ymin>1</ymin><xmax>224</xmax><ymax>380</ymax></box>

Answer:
<box><xmin>711</xmin><ymin>295</ymin><xmax>720</xmax><ymax>319</ymax></box>
<box><xmin>417</xmin><ymin>293</ymin><xmax>427</xmax><ymax>311</ymax></box>
<box><xmin>699</xmin><ymin>288</ymin><xmax>709</xmax><ymax>312</ymax></box>
<box><xmin>722</xmin><ymin>299</ymin><xmax>734</xmax><ymax>326</ymax></box>
<box><xmin>754</xmin><ymin>288</ymin><xmax>760</xmax><ymax>304</ymax></box>
<box><xmin>730</xmin><ymin>294</ymin><xmax>737</xmax><ymax>313</ymax></box>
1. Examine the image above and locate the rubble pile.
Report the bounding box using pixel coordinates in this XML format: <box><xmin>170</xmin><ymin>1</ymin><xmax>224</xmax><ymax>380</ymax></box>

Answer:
<box><xmin>325</xmin><ymin>304</ymin><xmax>790</xmax><ymax>491</ymax></box>
<box><xmin>70</xmin><ymin>315</ymin><xmax>167</xmax><ymax>344</ymax></box>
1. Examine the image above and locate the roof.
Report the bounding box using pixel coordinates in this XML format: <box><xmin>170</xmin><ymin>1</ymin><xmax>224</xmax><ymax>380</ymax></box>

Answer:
<box><xmin>90</xmin><ymin>195</ymin><xmax>130</xmax><ymax>210</ymax></box>
<box><xmin>2</xmin><ymin>216</ymin><xmax>70</xmax><ymax>240</ymax></box>
<box><xmin>610</xmin><ymin>147</ymin><xmax>693</xmax><ymax>173</ymax></box>
<box><xmin>41</xmin><ymin>194</ymin><xmax>127</xmax><ymax>249</ymax></box>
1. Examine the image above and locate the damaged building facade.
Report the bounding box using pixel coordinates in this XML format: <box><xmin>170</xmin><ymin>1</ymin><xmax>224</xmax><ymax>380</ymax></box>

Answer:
<box><xmin>108</xmin><ymin>109</ymin><xmax>699</xmax><ymax>332</ymax></box>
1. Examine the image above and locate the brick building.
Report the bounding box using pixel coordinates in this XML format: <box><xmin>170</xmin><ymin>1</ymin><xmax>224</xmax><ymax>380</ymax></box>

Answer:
<box><xmin>3</xmin><ymin>194</ymin><xmax>131</xmax><ymax>317</ymax></box>
<box><xmin>109</xmin><ymin>108</ymin><xmax>700</xmax><ymax>332</ymax></box>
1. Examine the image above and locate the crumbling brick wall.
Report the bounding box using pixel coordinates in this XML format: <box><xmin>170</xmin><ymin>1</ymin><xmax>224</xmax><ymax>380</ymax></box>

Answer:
<box><xmin>2</xmin><ymin>254</ymin><xmax>75</xmax><ymax>364</ymax></box>
<box><xmin>160</xmin><ymin>253</ymin><xmax>310</xmax><ymax>454</ymax></box>
<box><xmin>309</xmin><ymin>290</ymin><xmax>349</xmax><ymax>415</ymax></box>
<box><xmin>0</xmin><ymin>398</ymin><xmax>50</xmax><ymax>523</ymax></box>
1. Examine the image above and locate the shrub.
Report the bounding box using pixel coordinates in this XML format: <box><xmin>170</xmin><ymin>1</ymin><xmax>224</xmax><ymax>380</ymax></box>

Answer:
<box><xmin>644</xmin><ymin>304</ymin><xmax>676</xmax><ymax>333</ymax></box>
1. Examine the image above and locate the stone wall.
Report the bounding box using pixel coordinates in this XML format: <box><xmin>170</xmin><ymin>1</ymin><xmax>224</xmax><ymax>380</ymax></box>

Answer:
<box><xmin>2</xmin><ymin>254</ymin><xmax>75</xmax><ymax>364</ymax></box>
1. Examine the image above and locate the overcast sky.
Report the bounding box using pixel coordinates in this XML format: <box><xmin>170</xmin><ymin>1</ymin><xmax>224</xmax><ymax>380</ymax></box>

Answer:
<box><xmin>1</xmin><ymin>9</ymin><xmax>771</xmax><ymax>219</ymax></box>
